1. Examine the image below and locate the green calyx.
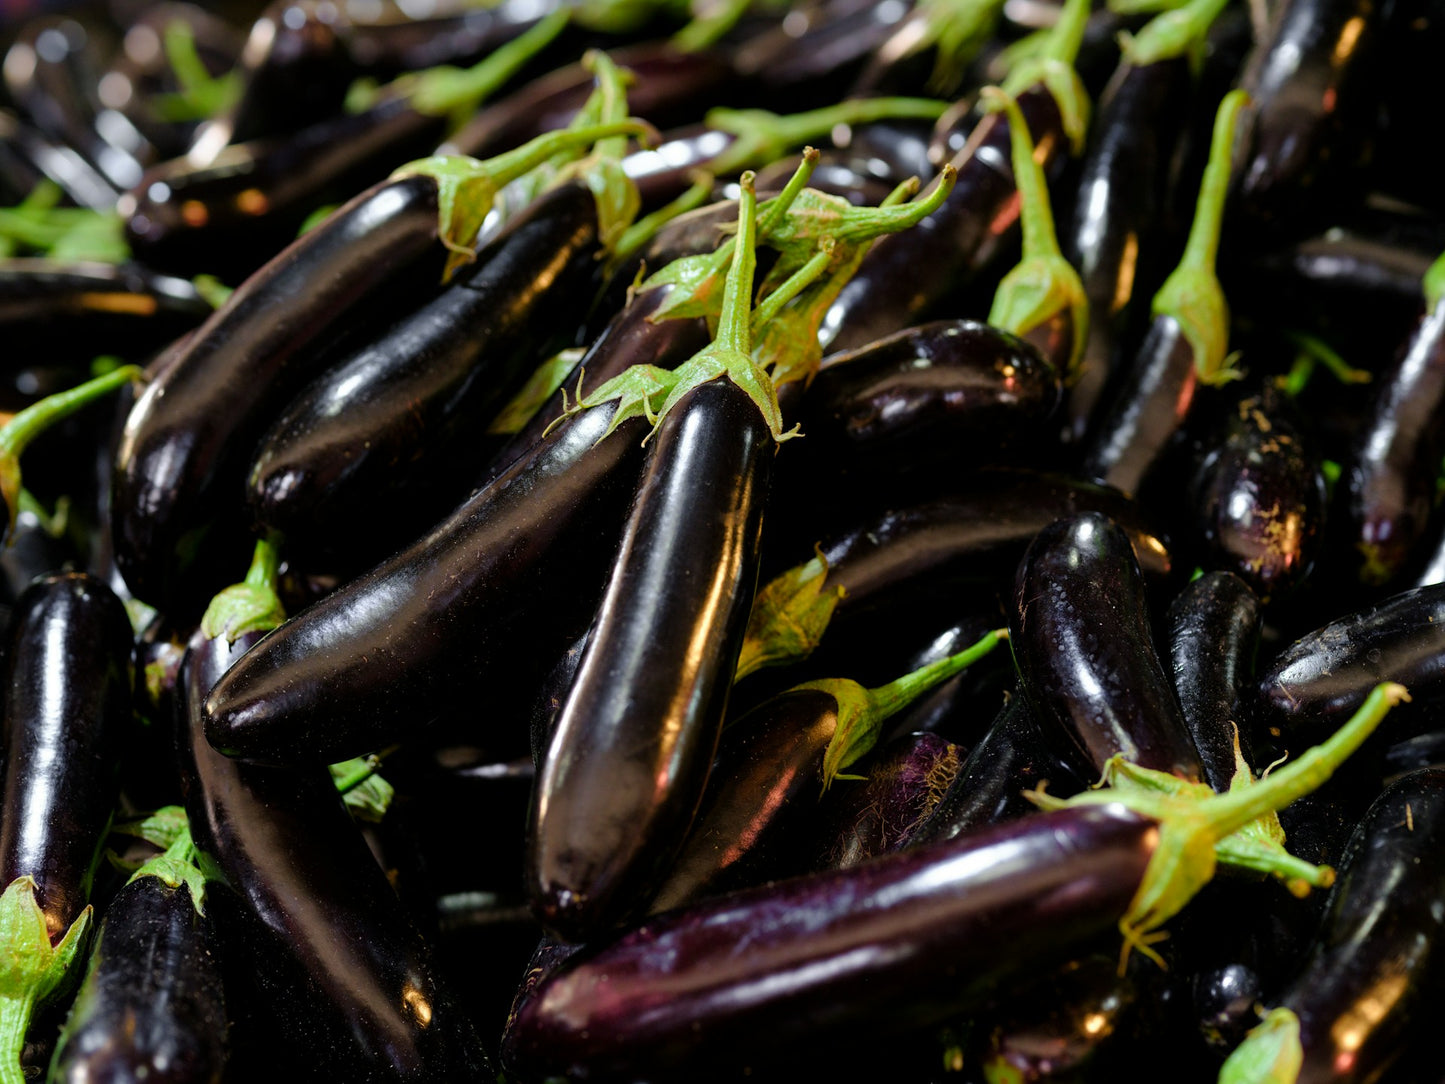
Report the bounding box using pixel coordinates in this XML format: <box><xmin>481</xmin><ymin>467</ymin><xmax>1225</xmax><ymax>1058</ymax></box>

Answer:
<box><xmin>1152</xmin><ymin>88</ymin><xmax>1247</xmax><ymax>386</ymax></box>
<box><xmin>126</xmin><ymin>819</ymin><xmax>209</xmax><ymax>917</ymax></box>
<box><xmin>702</xmin><ymin>97</ymin><xmax>950</xmax><ymax>178</ymax></box>
<box><xmin>489</xmin><ymin>347</ymin><xmax>586</xmax><ymax>435</ymax></box>
<box><xmin>1001</xmin><ymin>0</ymin><xmax>1092</xmax><ymax>153</ymax></box>
<box><xmin>1029</xmin><ymin>683</ymin><xmax>1408</xmax><ymax>970</ymax></box>
<box><xmin>551</xmin><ymin>363</ymin><xmax>681</xmax><ymax>442</ymax></box>
<box><xmin>909</xmin><ymin>0</ymin><xmax>1009</xmax><ymax>93</ymax></box>
<box><xmin>0</xmin><ymin>877</ymin><xmax>91</xmax><ymax>1084</ymax></box>
<box><xmin>329</xmin><ymin>756</ymin><xmax>396</xmax><ymax>823</ymax></box>
<box><xmin>0</xmin><ymin>366</ymin><xmax>144</xmax><ymax>544</ymax></box>
<box><xmin>150</xmin><ymin>19</ymin><xmax>242</xmax><ymax>123</ymax></box>
<box><xmin>806</xmin><ymin>628</ymin><xmax>1007</xmax><ymax>789</ymax></box>
<box><xmin>111</xmin><ymin>805</ymin><xmax>190</xmax><ymax>851</ymax></box>
<box><xmin>1218</xmin><ymin>1008</ymin><xmax>1304</xmax><ymax>1084</ymax></box>
<box><xmin>0</xmin><ymin>182</ymin><xmax>127</xmax><ymax>263</ymax></box>
<box><xmin>199</xmin><ymin>535</ymin><xmax>286</xmax><ymax>644</ymax></box>
<box><xmin>398</xmin><ymin>10</ymin><xmax>568</xmax><ymax>124</ymax></box>
<box><xmin>735</xmin><ymin>551</ymin><xmax>847</xmax><ymax>682</ymax></box>
<box><xmin>1108</xmin><ymin>0</ymin><xmax>1191</xmax><ymax>12</ymax></box>
<box><xmin>392</xmin><ymin>117</ymin><xmax>653</xmax><ymax>281</ymax></box>
<box><xmin>1424</xmin><ymin>249</ymin><xmax>1445</xmax><ymax>312</ymax></box>
<box><xmin>1120</xmin><ymin>0</ymin><xmax>1231</xmax><ymax>67</ymax></box>
<box><xmin>983</xmin><ymin>86</ymin><xmax>1088</xmax><ymax>376</ymax></box>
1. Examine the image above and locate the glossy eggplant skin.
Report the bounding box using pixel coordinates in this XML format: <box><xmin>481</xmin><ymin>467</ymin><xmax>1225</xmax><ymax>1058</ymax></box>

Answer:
<box><xmin>1266</xmin><ymin>769</ymin><xmax>1445</xmax><ymax>1083</ymax></box>
<box><xmin>781</xmin><ymin>319</ymin><xmax>1062</xmax><ymax>486</ymax></box>
<box><xmin>821</xmin><ymin>84</ymin><xmax>1067</xmax><ymax>353</ymax></box>
<box><xmin>909</xmin><ymin>689</ymin><xmax>1088</xmax><ymax>846</ymax></box>
<box><xmin>1193</xmin><ymin>388</ymin><xmax>1327</xmax><ymax>599</ymax></box>
<box><xmin>178</xmin><ymin>630</ymin><xmax>492</xmax><ymax>1080</ymax></box>
<box><xmin>247</xmin><ymin>181</ymin><xmax>603</xmax><ymax>561</ymax></box>
<box><xmin>123</xmin><ymin>95</ymin><xmax>444</xmax><ymax>280</ymax></box>
<box><xmin>0</xmin><ymin>259</ymin><xmax>211</xmax><ymax>365</ymax></box>
<box><xmin>1167</xmin><ymin>571</ymin><xmax>1262</xmax><ymax>793</ymax></box>
<box><xmin>204</xmin><ymin>400</ymin><xmax>648</xmax><ymax>764</ymax></box>
<box><xmin>112</xmin><ymin>173</ymin><xmax>444</xmax><ymax>610</ymax></box>
<box><xmin>1256</xmin><ymin>584</ymin><xmax>1445</xmax><ymax>735</ymax></box>
<box><xmin>0</xmin><ymin>572</ymin><xmax>133</xmax><ymax>941</ymax></box>
<box><xmin>502</xmin><ymin>804</ymin><xmax>1157</xmax><ymax>1082</ymax></box>
<box><xmin>1234</xmin><ymin>0</ymin><xmax>1384</xmax><ymax>228</ymax></box>
<box><xmin>646</xmin><ymin>687</ymin><xmax>842</xmax><ymax>914</ymax></box>
<box><xmin>1082</xmin><ymin>313</ymin><xmax>1197</xmax><ymax>497</ymax></box>
<box><xmin>1064</xmin><ymin>56</ymin><xmax>1192</xmax><ymax>441</ymax></box>
<box><xmin>1013</xmin><ymin>512</ymin><xmax>1204</xmax><ymax>780</ymax></box>
<box><xmin>528</xmin><ymin>377</ymin><xmax>773</xmax><ymax>942</ymax></box>
<box><xmin>1343</xmin><ymin>295</ymin><xmax>1445</xmax><ymax>586</ymax></box>
<box><xmin>48</xmin><ymin>874</ymin><xmax>227</xmax><ymax>1084</ymax></box>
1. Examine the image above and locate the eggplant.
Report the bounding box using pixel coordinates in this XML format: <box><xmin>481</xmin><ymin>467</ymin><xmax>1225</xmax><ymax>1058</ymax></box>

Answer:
<box><xmin>246</xmin><ymin>179</ymin><xmax>607</xmax><ymax>564</ymax></box>
<box><xmin>1341</xmin><ymin>257</ymin><xmax>1445</xmax><ymax>587</ymax></box>
<box><xmin>1219</xmin><ymin>769</ymin><xmax>1445</xmax><ymax>1083</ymax></box>
<box><xmin>0</xmin><ymin>108</ymin><xmax>119</xmax><ymax>210</ymax></box>
<box><xmin>1192</xmin><ymin>386</ymin><xmax>1328</xmax><ymax>599</ymax></box>
<box><xmin>1167</xmin><ymin>571</ymin><xmax>1263</xmax><ymax>793</ymax></box>
<box><xmin>505</xmin><ymin>804</ymin><xmax>1158</xmax><ymax>1082</ymax></box>
<box><xmin>0</xmin><ymin>572</ymin><xmax>133</xmax><ymax>941</ymax></box>
<box><xmin>1012</xmin><ymin>511</ymin><xmax>1204</xmax><ymax>780</ymax></box>
<box><xmin>178</xmin><ymin>629</ymin><xmax>492</xmax><ymax>1080</ymax></box>
<box><xmin>48</xmin><ymin>872</ymin><xmax>227</xmax><ymax>1084</ymax></box>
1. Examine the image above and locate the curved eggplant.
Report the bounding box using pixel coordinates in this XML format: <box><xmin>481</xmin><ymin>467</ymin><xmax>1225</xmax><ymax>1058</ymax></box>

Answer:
<box><xmin>48</xmin><ymin>873</ymin><xmax>227</xmax><ymax>1084</ymax></box>
<box><xmin>1012</xmin><ymin>511</ymin><xmax>1204</xmax><ymax>780</ymax></box>
<box><xmin>1167</xmin><ymin>571</ymin><xmax>1263</xmax><ymax>793</ymax></box>
<box><xmin>503</xmin><ymin>804</ymin><xmax>1158</xmax><ymax>1082</ymax></box>
<box><xmin>246</xmin><ymin>180</ymin><xmax>604</xmax><ymax>562</ymax></box>
<box><xmin>528</xmin><ymin>376</ymin><xmax>773</xmax><ymax>941</ymax></box>
<box><xmin>179</xmin><ymin>629</ymin><xmax>492</xmax><ymax>1080</ymax></box>
<box><xmin>0</xmin><ymin>572</ymin><xmax>133</xmax><ymax>942</ymax></box>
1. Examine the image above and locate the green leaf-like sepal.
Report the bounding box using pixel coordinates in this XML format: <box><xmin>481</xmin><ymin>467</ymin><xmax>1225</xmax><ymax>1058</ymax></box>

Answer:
<box><xmin>1218</xmin><ymin>1008</ymin><xmax>1303</xmax><ymax>1084</ymax></box>
<box><xmin>1029</xmin><ymin>683</ymin><xmax>1409</xmax><ymax>970</ymax></box>
<box><xmin>330</xmin><ymin>757</ymin><xmax>396</xmax><ymax>823</ymax></box>
<box><xmin>551</xmin><ymin>364</ymin><xmax>681</xmax><ymax>443</ymax></box>
<box><xmin>127</xmin><ymin>822</ymin><xmax>209</xmax><ymax>917</ymax></box>
<box><xmin>489</xmin><ymin>348</ymin><xmax>585</xmax><ymax>436</ymax></box>
<box><xmin>401</xmin><ymin>10</ymin><xmax>569</xmax><ymax>123</ymax></box>
<box><xmin>909</xmin><ymin>0</ymin><xmax>1008</xmax><ymax>93</ymax></box>
<box><xmin>983</xmin><ymin>85</ymin><xmax>1088</xmax><ymax>375</ymax></box>
<box><xmin>735</xmin><ymin>552</ymin><xmax>845</xmax><ymax>682</ymax></box>
<box><xmin>1120</xmin><ymin>0</ymin><xmax>1231</xmax><ymax>67</ymax></box>
<box><xmin>0</xmin><ymin>877</ymin><xmax>92</xmax><ymax>1084</ymax></box>
<box><xmin>111</xmin><ymin>805</ymin><xmax>191</xmax><ymax>851</ymax></box>
<box><xmin>1152</xmin><ymin>89</ymin><xmax>1247</xmax><ymax>385</ymax></box>
<box><xmin>200</xmin><ymin>535</ymin><xmax>286</xmax><ymax>645</ymax></box>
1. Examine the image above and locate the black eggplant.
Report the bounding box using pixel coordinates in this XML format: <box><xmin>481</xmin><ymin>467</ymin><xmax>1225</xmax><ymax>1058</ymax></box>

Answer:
<box><xmin>1167</xmin><ymin>571</ymin><xmax>1263</xmax><ymax>793</ymax></box>
<box><xmin>1012</xmin><ymin>511</ymin><xmax>1204</xmax><ymax>780</ymax></box>
<box><xmin>48</xmin><ymin>871</ymin><xmax>227</xmax><ymax>1084</ymax></box>
<box><xmin>178</xmin><ymin>629</ymin><xmax>492</xmax><ymax>1080</ymax></box>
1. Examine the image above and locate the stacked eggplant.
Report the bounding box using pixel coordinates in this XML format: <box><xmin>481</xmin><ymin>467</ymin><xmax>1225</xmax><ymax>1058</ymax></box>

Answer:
<box><xmin>4</xmin><ymin>0</ymin><xmax>1445</xmax><ymax>1080</ymax></box>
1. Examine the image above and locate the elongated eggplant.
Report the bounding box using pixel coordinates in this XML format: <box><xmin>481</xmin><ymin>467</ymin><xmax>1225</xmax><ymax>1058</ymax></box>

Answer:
<box><xmin>528</xmin><ymin>378</ymin><xmax>773</xmax><ymax>940</ymax></box>
<box><xmin>1013</xmin><ymin>512</ymin><xmax>1204</xmax><ymax>780</ymax></box>
<box><xmin>246</xmin><ymin>180</ymin><xmax>606</xmax><ymax>563</ymax></box>
<box><xmin>48</xmin><ymin>872</ymin><xmax>227</xmax><ymax>1084</ymax></box>
<box><xmin>0</xmin><ymin>108</ymin><xmax>119</xmax><ymax>210</ymax></box>
<box><xmin>1192</xmin><ymin>386</ymin><xmax>1327</xmax><ymax>599</ymax></box>
<box><xmin>1256</xmin><ymin>583</ymin><xmax>1445</xmax><ymax>735</ymax></box>
<box><xmin>0</xmin><ymin>572</ymin><xmax>133</xmax><ymax>941</ymax></box>
<box><xmin>506</xmin><ymin>804</ymin><xmax>1157</xmax><ymax>1081</ymax></box>
<box><xmin>1167</xmin><ymin>571</ymin><xmax>1263</xmax><ymax>792</ymax></box>
<box><xmin>1341</xmin><ymin>255</ymin><xmax>1445</xmax><ymax>586</ymax></box>
<box><xmin>1219</xmin><ymin>769</ymin><xmax>1445</xmax><ymax>1083</ymax></box>
<box><xmin>204</xmin><ymin>393</ymin><xmax>649</xmax><ymax>764</ymax></box>
<box><xmin>179</xmin><ymin>629</ymin><xmax>492</xmax><ymax>1080</ymax></box>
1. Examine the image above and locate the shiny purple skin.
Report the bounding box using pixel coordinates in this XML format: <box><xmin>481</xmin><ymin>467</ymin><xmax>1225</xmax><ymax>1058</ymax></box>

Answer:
<box><xmin>1013</xmin><ymin>512</ymin><xmax>1204</xmax><ymax>780</ymax></box>
<box><xmin>1344</xmin><ymin>296</ymin><xmax>1445</xmax><ymax>587</ymax></box>
<box><xmin>821</xmin><ymin>84</ymin><xmax>1068</xmax><ymax>353</ymax></box>
<box><xmin>179</xmin><ymin>631</ymin><xmax>492</xmax><ymax>1080</ymax></box>
<box><xmin>788</xmin><ymin>319</ymin><xmax>1062</xmax><ymax>479</ymax></box>
<box><xmin>0</xmin><ymin>573</ymin><xmax>133</xmax><ymax>942</ymax></box>
<box><xmin>502</xmin><ymin>804</ymin><xmax>1157</xmax><ymax>1082</ymax></box>
<box><xmin>203</xmin><ymin>397</ymin><xmax>648</xmax><ymax>765</ymax></box>
<box><xmin>1064</xmin><ymin>56</ymin><xmax>1192</xmax><ymax>441</ymax></box>
<box><xmin>1167</xmin><ymin>571</ymin><xmax>1262</xmax><ymax>793</ymax></box>
<box><xmin>49</xmin><ymin>875</ymin><xmax>228</xmax><ymax>1084</ymax></box>
<box><xmin>528</xmin><ymin>378</ymin><xmax>773</xmax><ymax>942</ymax></box>
<box><xmin>112</xmin><ymin>173</ymin><xmax>444</xmax><ymax>610</ymax></box>
<box><xmin>1256</xmin><ymin>583</ymin><xmax>1445</xmax><ymax>734</ymax></box>
<box><xmin>1193</xmin><ymin>389</ymin><xmax>1327</xmax><ymax>599</ymax></box>
<box><xmin>813</xmin><ymin>731</ymin><xmax>963</xmax><ymax>870</ymax></box>
<box><xmin>1270</xmin><ymin>769</ymin><xmax>1445</xmax><ymax>1084</ymax></box>
<box><xmin>1082</xmin><ymin>313</ymin><xmax>1197</xmax><ymax>497</ymax></box>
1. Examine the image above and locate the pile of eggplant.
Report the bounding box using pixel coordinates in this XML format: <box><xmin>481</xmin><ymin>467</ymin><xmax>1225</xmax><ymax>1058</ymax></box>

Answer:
<box><xmin>2</xmin><ymin>0</ymin><xmax>1444</xmax><ymax>1078</ymax></box>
